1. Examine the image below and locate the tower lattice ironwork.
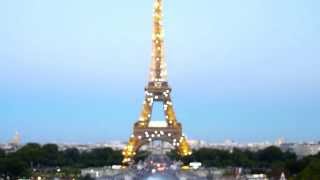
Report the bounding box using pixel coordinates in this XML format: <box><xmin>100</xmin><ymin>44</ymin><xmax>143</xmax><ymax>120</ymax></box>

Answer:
<box><xmin>122</xmin><ymin>0</ymin><xmax>192</xmax><ymax>164</ymax></box>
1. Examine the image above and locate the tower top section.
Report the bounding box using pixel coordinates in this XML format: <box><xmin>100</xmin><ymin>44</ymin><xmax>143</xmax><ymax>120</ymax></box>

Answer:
<box><xmin>148</xmin><ymin>0</ymin><xmax>168</xmax><ymax>84</ymax></box>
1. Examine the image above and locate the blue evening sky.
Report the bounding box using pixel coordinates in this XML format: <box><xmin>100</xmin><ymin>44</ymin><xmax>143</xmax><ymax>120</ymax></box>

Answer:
<box><xmin>0</xmin><ymin>0</ymin><xmax>319</xmax><ymax>143</ymax></box>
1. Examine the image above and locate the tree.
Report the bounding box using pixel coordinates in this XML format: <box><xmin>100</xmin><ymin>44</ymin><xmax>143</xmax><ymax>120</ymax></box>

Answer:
<box><xmin>41</xmin><ymin>144</ymin><xmax>60</xmax><ymax>166</ymax></box>
<box><xmin>80</xmin><ymin>147</ymin><xmax>120</xmax><ymax>167</ymax></box>
<box><xmin>285</xmin><ymin>156</ymin><xmax>310</xmax><ymax>177</ymax></box>
<box><xmin>226</xmin><ymin>148</ymin><xmax>252</xmax><ymax>167</ymax></box>
<box><xmin>63</xmin><ymin>148</ymin><xmax>80</xmax><ymax>166</ymax></box>
<box><xmin>257</xmin><ymin>146</ymin><xmax>284</xmax><ymax>166</ymax></box>
<box><xmin>0</xmin><ymin>158</ymin><xmax>5</xmax><ymax>177</ymax></box>
<box><xmin>2</xmin><ymin>156</ymin><xmax>30</xmax><ymax>178</ymax></box>
<box><xmin>0</xmin><ymin>148</ymin><xmax>5</xmax><ymax>174</ymax></box>
<box><xmin>0</xmin><ymin>149</ymin><xmax>5</xmax><ymax>158</ymax></box>
<box><xmin>16</xmin><ymin>143</ymin><xmax>43</xmax><ymax>168</ymax></box>
<box><xmin>108</xmin><ymin>150</ymin><xmax>122</xmax><ymax>165</ymax></box>
<box><xmin>297</xmin><ymin>159</ymin><xmax>320</xmax><ymax>179</ymax></box>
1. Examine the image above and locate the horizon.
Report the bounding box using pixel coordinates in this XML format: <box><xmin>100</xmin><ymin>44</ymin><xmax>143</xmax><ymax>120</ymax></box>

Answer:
<box><xmin>1</xmin><ymin>0</ymin><xmax>320</xmax><ymax>143</ymax></box>
<box><xmin>2</xmin><ymin>134</ymin><xmax>319</xmax><ymax>145</ymax></box>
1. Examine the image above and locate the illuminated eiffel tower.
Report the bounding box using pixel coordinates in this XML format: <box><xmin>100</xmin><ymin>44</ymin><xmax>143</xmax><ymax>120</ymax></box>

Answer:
<box><xmin>122</xmin><ymin>0</ymin><xmax>192</xmax><ymax>164</ymax></box>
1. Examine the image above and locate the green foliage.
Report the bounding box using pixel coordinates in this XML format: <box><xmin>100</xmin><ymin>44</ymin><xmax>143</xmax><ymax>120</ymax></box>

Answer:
<box><xmin>16</xmin><ymin>143</ymin><xmax>43</xmax><ymax>168</ymax></box>
<box><xmin>1</xmin><ymin>155</ymin><xmax>31</xmax><ymax>178</ymax></box>
<box><xmin>0</xmin><ymin>148</ymin><xmax>5</xmax><ymax>158</ymax></box>
<box><xmin>1</xmin><ymin>144</ymin><xmax>320</xmax><ymax>179</ymax></box>
<box><xmin>62</xmin><ymin>148</ymin><xmax>81</xmax><ymax>166</ymax></box>
<box><xmin>297</xmin><ymin>159</ymin><xmax>320</xmax><ymax>180</ymax></box>
<box><xmin>168</xmin><ymin>146</ymin><xmax>307</xmax><ymax>178</ymax></box>
<box><xmin>257</xmin><ymin>146</ymin><xmax>284</xmax><ymax>162</ymax></box>
<box><xmin>0</xmin><ymin>144</ymin><xmax>122</xmax><ymax>178</ymax></box>
<box><xmin>80</xmin><ymin>148</ymin><xmax>122</xmax><ymax>167</ymax></box>
<box><xmin>41</xmin><ymin>144</ymin><xmax>60</xmax><ymax>166</ymax></box>
<box><xmin>0</xmin><ymin>148</ymin><xmax>5</xmax><ymax>174</ymax></box>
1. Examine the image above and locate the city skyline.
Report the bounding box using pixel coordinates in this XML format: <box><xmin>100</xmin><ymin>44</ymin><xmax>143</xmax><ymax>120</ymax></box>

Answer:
<box><xmin>1</xmin><ymin>0</ymin><xmax>320</xmax><ymax>143</ymax></box>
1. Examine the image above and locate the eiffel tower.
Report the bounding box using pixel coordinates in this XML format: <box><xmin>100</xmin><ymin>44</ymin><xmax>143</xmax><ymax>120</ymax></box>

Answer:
<box><xmin>122</xmin><ymin>0</ymin><xmax>192</xmax><ymax>164</ymax></box>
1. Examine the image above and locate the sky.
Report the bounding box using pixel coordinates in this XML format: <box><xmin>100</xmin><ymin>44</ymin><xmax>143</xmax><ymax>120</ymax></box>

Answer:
<box><xmin>0</xmin><ymin>0</ymin><xmax>319</xmax><ymax>144</ymax></box>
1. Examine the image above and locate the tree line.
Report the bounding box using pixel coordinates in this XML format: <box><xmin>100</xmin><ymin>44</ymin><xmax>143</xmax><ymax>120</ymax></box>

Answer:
<box><xmin>168</xmin><ymin>146</ymin><xmax>320</xmax><ymax>179</ymax></box>
<box><xmin>0</xmin><ymin>144</ymin><xmax>320</xmax><ymax>179</ymax></box>
<box><xmin>0</xmin><ymin>143</ymin><xmax>123</xmax><ymax>178</ymax></box>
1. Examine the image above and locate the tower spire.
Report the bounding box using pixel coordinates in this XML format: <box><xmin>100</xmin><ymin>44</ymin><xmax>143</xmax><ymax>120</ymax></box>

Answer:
<box><xmin>149</xmin><ymin>0</ymin><xmax>168</xmax><ymax>83</ymax></box>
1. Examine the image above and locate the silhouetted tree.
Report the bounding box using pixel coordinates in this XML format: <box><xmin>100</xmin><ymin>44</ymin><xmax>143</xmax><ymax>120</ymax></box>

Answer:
<box><xmin>1</xmin><ymin>143</ymin><xmax>320</xmax><ymax>179</ymax></box>
<box><xmin>41</xmin><ymin>144</ymin><xmax>60</xmax><ymax>166</ymax></box>
<box><xmin>63</xmin><ymin>148</ymin><xmax>80</xmax><ymax>166</ymax></box>
<box><xmin>0</xmin><ymin>149</ymin><xmax>4</xmax><ymax>158</ymax></box>
<box><xmin>16</xmin><ymin>143</ymin><xmax>43</xmax><ymax>168</ymax></box>
<box><xmin>297</xmin><ymin>159</ymin><xmax>320</xmax><ymax>179</ymax></box>
<box><xmin>257</xmin><ymin>146</ymin><xmax>284</xmax><ymax>163</ymax></box>
<box><xmin>2</xmin><ymin>155</ymin><xmax>30</xmax><ymax>178</ymax></box>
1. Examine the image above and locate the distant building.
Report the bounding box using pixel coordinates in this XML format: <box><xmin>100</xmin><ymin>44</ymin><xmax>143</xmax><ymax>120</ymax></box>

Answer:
<box><xmin>56</xmin><ymin>141</ymin><xmax>128</xmax><ymax>152</ymax></box>
<box><xmin>0</xmin><ymin>132</ymin><xmax>22</xmax><ymax>153</ymax></box>
<box><xmin>9</xmin><ymin>131</ymin><xmax>21</xmax><ymax>146</ymax></box>
<box><xmin>81</xmin><ymin>167</ymin><xmax>124</xmax><ymax>179</ymax></box>
<box><xmin>245</xmin><ymin>174</ymin><xmax>268</xmax><ymax>180</ymax></box>
<box><xmin>280</xmin><ymin>143</ymin><xmax>320</xmax><ymax>157</ymax></box>
<box><xmin>275</xmin><ymin>138</ymin><xmax>285</xmax><ymax>146</ymax></box>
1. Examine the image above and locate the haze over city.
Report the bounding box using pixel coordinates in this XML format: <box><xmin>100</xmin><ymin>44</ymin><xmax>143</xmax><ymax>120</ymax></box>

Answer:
<box><xmin>1</xmin><ymin>0</ymin><xmax>319</xmax><ymax>143</ymax></box>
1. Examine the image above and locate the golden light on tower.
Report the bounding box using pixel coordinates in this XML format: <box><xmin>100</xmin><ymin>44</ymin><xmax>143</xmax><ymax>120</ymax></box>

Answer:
<box><xmin>149</xmin><ymin>0</ymin><xmax>167</xmax><ymax>83</ymax></box>
<box><xmin>122</xmin><ymin>0</ymin><xmax>192</xmax><ymax>165</ymax></box>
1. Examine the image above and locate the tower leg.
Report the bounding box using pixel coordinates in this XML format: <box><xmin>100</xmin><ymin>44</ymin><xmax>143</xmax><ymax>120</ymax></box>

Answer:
<box><xmin>122</xmin><ymin>137</ymin><xmax>139</xmax><ymax>165</ymax></box>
